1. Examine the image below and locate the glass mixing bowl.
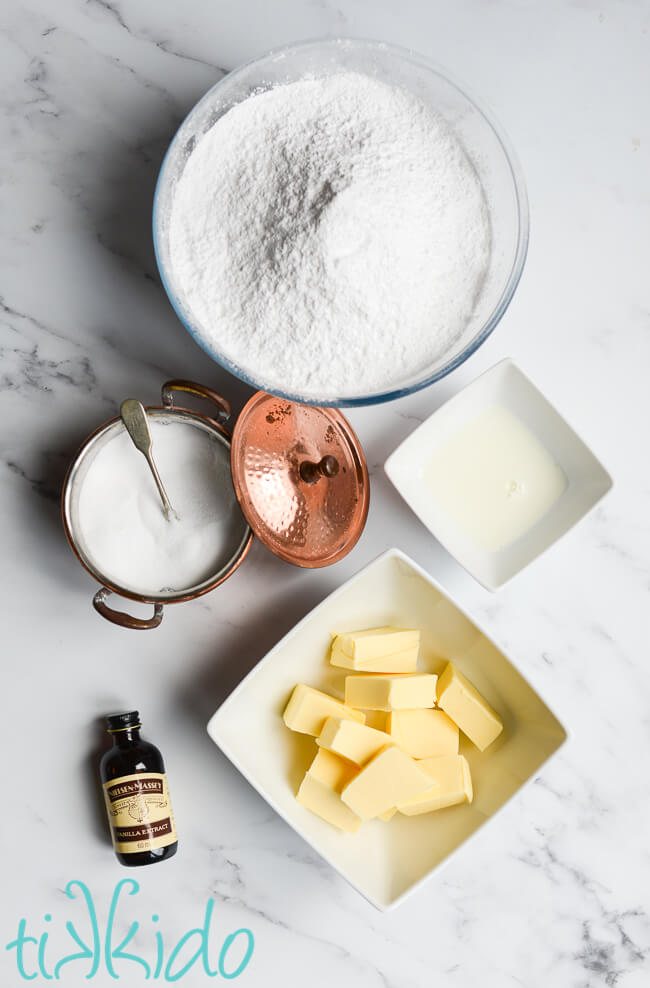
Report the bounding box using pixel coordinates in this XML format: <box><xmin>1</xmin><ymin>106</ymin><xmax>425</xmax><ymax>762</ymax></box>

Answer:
<box><xmin>153</xmin><ymin>38</ymin><xmax>529</xmax><ymax>407</ymax></box>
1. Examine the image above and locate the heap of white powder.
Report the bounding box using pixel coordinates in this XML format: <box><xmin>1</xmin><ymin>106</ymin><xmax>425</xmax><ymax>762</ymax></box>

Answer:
<box><xmin>169</xmin><ymin>71</ymin><xmax>491</xmax><ymax>399</ymax></box>
<box><xmin>78</xmin><ymin>422</ymin><xmax>247</xmax><ymax>595</ymax></box>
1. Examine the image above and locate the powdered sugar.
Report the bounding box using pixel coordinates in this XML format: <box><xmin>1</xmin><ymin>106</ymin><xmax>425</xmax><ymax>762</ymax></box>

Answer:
<box><xmin>169</xmin><ymin>71</ymin><xmax>491</xmax><ymax>399</ymax></box>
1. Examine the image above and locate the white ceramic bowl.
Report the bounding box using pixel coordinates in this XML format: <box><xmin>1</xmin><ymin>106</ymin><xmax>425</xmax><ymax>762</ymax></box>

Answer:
<box><xmin>207</xmin><ymin>548</ymin><xmax>567</xmax><ymax>910</ymax></box>
<box><xmin>385</xmin><ymin>360</ymin><xmax>613</xmax><ymax>591</ymax></box>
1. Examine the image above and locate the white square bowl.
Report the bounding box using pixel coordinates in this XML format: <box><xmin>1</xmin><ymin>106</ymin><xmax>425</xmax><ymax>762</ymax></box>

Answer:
<box><xmin>384</xmin><ymin>359</ymin><xmax>613</xmax><ymax>591</ymax></box>
<box><xmin>207</xmin><ymin>548</ymin><xmax>567</xmax><ymax>910</ymax></box>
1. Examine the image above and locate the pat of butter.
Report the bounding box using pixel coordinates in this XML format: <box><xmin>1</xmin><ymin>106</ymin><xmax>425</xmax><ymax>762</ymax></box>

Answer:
<box><xmin>330</xmin><ymin>636</ymin><xmax>419</xmax><ymax>673</ymax></box>
<box><xmin>308</xmin><ymin>747</ymin><xmax>358</xmax><ymax>792</ymax></box>
<box><xmin>344</xmin><ymin>673</ymin><xmax>437</xmax><ymax>712</ymax></box>
<box><xmin>334</xmin><ymin>627</ymin><xmax>419</xmax><ymax>662</ymax></box>
<box><xmin>341</xmin><ymin>746</ymin><xmax>432</xmax><ymax>819</ymax></box>
<box><xmin>283</xmin><ymin>684</ymin><xmax>365</xmax><ymax>736</ymax></box>
<box><xmin>362</xmin><ymin>710</ymin><xmax>387</xmax><ymax>732</ymax></box>
<box><xmin>437</xmin><ymin>663</ymin><xmax>503</xmax><ymax>751</ymax></box>
<box><xmin>387</xmin><ymin>708</ymin><xmax>459</xmax><ymax>759</ymax></box>
<box><xmin>317</xmin><ymin>716</ymin><xmax>394</xmax><ymax>766</ymax></box>
<box><xmin>296</xmin><ymin>749</ymin><xmax>362</xmax><ymax>833</ymax></box>
<box><xmin>398</xmin><ymin>755</ymin><xmax>472</xmax><ymax>816</ymax></box>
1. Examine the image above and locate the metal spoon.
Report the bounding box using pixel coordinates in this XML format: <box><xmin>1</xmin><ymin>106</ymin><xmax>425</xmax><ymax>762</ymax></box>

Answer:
<box><xmin>120</xmin><ymin>399</ymin><xmax>176</xmax><ymax>521</ymax></box>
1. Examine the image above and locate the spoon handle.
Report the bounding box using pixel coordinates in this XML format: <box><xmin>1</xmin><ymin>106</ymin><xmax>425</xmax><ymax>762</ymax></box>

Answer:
<box><xmin>120</xmin><ymin>399</ymin><xmax>175</xmax><ymax>520</ymax></box>
<box><xmin>120</xmin><ymin>398</ymin><xmax>153</xmax><ymax>455</ymax></box>
<box><xmin>145</xmin><ymin>454</ymin><xmax>175</xmax><ymax>521</ymax></box>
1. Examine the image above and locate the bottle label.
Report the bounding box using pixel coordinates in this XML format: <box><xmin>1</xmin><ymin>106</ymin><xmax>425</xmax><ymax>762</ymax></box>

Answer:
<box><xmin>103</xmin><ymin>772</ymin><xmax>177</xmax><ymax>854</ymax></box>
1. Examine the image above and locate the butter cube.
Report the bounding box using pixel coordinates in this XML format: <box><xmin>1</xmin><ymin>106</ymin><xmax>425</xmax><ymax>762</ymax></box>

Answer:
<box><xmin>425</xmin><ymin>754</ymin><xmax>472</xmax><ymax>808</ymax></box>
<box><xmin>362</xmin><ymin>710</ymin><xmax>387</xmax><ymax>732</ymax></box>
<box><xmin>387</xmin><ymin>709</ymin><xmax>459</xmax><ymax>759</ymax></box>
<box><xmin>334</xmin><ymin>627</ymin><xmax>419</xmax><ymax>662</ymax></box>
<box><xmin>341</xmin><ymin>746</ymin><xmax>432</xmax><ymax>819</ymax></box>
<box><xmin>317</xmin><ymin>717</ymin><xmax>394</xmax><ymax>766</ymax></box>
<box><xmin>396</xmin><ymin>782</ymin><xmax>442</xmax><ymax>816</ymax></box>
<box><xmin>378</xmin><ymin>807</ymin><xmax>397</xmax><ymax>821</ymax></box>
<box><xmin>308</xmin><ymin>747</ymin><xmax>358</xmax><ymax>791</ymax></box>
<box><xmin>437</xmin><ymin>663</ymin><xmax>503</xmax><ymax>751</ymax></box>
<box><xmin>330</xmin><ymin>629</ymin><xmax>419</xmax><ymax>673</ymax></box>
<box><xmin>398</xmin><ymin>755</ymin><xmax>472</xmax><ymax>816</ymax></box>
<box><xmin>296</xmin><ymin>750</ymin><xmax>362</xmax><ymax>833</ymax></box>
<box><xmin>283</xmin><ymin>684</ymin><xmax>365</xmax><ymax>736</ymax></box>
<box><xmin>344</xmin><ymin>673</ymin><xmax>437</xmax><ymax>712</ymax></box>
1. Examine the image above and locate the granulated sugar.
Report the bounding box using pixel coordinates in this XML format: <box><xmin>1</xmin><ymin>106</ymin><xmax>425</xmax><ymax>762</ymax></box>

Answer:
<box><xmin>169</xmin><ymin>71</ymin><xmax>491</xmax><ymax>399</ymax></box>
<box><xmin>77</xmin><ymin>421</ymin><xmax>248</xmax><ymax>595</ymax></box>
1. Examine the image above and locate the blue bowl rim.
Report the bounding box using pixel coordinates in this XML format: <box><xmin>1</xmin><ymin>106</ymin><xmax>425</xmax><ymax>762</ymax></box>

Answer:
<box><xmin>152</xmin><ymin>36</ymin><xmax>530</xmax><ymax>408</ymax></box>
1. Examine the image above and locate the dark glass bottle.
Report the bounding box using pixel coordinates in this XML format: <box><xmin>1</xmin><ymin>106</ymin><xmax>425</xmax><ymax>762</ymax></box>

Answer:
<box><xmin>100</xmin><ymin>711</ymin><xmax>178</xmax><ymax>867</ymax></box>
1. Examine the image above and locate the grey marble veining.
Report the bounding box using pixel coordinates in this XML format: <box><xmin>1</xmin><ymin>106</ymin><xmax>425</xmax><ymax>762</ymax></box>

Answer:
<box><xmin>2</xmin><ymin>1</ymin><xmax>649</xmax><ymax>986</ymax></box>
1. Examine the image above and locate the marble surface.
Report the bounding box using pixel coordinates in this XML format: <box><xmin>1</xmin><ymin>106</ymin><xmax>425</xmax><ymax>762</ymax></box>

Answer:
<box><xmin>2</xmin><ymin>0</ymin><xmax>649</xmax><ymax>984</ymax></box>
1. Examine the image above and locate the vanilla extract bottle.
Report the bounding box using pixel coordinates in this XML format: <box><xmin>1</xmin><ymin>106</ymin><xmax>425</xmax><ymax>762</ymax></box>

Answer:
<box><xmin>100</xmin><ymin>711</ymin><xmax>178</xmax><ymax>867</ymax></box>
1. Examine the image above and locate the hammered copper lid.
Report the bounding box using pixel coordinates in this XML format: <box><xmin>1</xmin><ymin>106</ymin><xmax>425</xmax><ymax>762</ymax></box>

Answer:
<box><xmin>231</xmin><ymin>393</ymin><xmax>369</xmax><ymax>568</ymax></box>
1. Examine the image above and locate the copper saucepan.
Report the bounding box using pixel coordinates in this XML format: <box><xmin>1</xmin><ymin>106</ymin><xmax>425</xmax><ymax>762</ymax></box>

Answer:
<box><xmin>61</xmin><ymin>380</ymin><xmax>253</xmax><ymax>630</ymax></box>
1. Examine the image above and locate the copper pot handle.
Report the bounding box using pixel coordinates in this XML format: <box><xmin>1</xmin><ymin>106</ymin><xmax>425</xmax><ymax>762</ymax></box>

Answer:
<box><xmin>161</xmin><ymin>380</ymin><xmax>231</xmax><ymax>423</ymax></box>
<box><xmin>93</xmin><ymin>588</ymin><xmax>164</xmax><ymax>630</ymax></box>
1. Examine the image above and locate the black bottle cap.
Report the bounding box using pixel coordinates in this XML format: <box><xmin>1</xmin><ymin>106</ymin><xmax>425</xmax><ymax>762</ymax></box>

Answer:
<box><xmin>106</xmin><ymin>711</ymin><xmax>141</xmax><ymax>733</ymax></box>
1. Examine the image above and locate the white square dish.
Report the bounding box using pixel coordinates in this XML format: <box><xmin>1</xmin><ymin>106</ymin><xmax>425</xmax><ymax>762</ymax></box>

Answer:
<box><xmin>384</xmin><ymin>359</ymin><xmax>613</xmax><ymax>591</ymax></box>
<box><xmin>207</xmin><ymin>548</ymin><xmax>567</xmax><ymax>910</ymax></box>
